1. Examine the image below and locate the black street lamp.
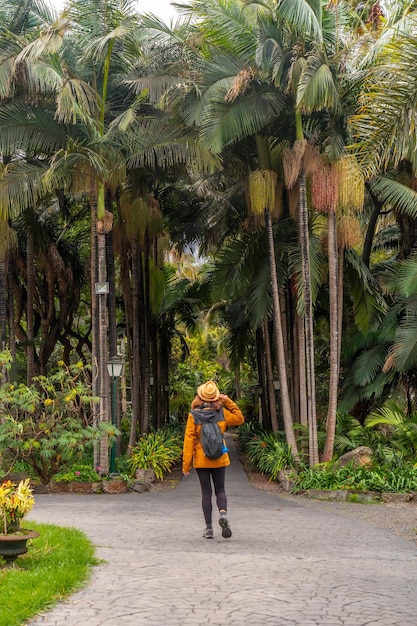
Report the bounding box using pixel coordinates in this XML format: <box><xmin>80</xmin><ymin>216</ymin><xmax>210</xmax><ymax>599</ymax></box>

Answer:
<box><xmin>106</xmin><ymin>357</ymin><xmax>124</xmax><ymax>474</ymax></box>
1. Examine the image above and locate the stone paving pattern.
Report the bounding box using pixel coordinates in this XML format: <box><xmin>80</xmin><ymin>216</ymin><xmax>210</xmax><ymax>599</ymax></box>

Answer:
<box><xmin>24</xmin><ymin>435</ymin><xmax>417</xmax><ymax>625</ymax></box>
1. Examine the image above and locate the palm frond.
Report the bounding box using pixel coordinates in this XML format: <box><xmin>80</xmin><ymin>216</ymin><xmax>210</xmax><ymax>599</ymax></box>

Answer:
<box><xmin>389</xmin><ymin>312</ymin><xmax>417</xmax><ymax>372</ymax></box>
<box><xmin>350</xmin><ymin>33</ymin><xmax>417</xmax><ymax>176</ymax></box>
<box><xmin>0</xmin><ymin>102</ymin><xmax>66</xmax><ymax>155</ymax></box>
<box><xmin>0</xmin><ymin>160</ymin><xmax>49</xmax><ymax>218</ymax></box>
<box><xmin>81</xmin><ymin>20</ymin><xmax>133</xmax><ymax>64</ymax></box>
<box><xmin>365</xmin><ymin>403</ymin><xmax>406</xmax><ymax>428</ymax></box>
<box><xmin>56</xmin><ymin>78</ymin><xmax>101</xmax><ymax>125</ymax></box>
<box><xmin>15</xmin><ymin>18</ymin><xmax>68</xmax><ymax>62</ymax></box>
<box><xmin>345</xmin><ymin>248</ymin><xmax>387</xmax><ymax>332</ymax></box>
<box><xmin>200</xmin><ymin>89</ymin><xmax>287</xmax><ymax>153</ymax></box>
<box><xmin>275</xmin><ymin>0</ymin><xmax>323</xmax><ymax>43</ymax></box>
<box><xmin>297</xmin><ymin>49</ymin><xmax>339</xmax><ymax>113</ymax></box>
<box><xmin>383</xmin><ymin>258</ymin><xmax>417</xmax><ymax>297</ymax></box>
<box><xmin>369</xmin><ymin>176</ymin><xmax>417</xmax><ymax>219</ymax></box>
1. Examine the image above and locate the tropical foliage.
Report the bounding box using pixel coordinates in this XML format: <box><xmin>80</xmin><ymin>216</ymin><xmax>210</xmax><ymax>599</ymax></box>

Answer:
<box><xmin>0</xmin><ymin>478</ymin><xmax>34</xmax><ymax>534</ymax></box>
<box><xmin>292</xmin><ymin>464</ymin><xmax>417</xmax><ymax>495</ymax></box>
<box><xmin>128</xmin><ymin>427</ymin><xmax>183</xmax><ymax>480</ymax></box>
<box><xmin>0</xmin><ymin>351</ymin><xmax>114</xmax><ymax>483</ymax></box>
<box><xmin>2</xmin><ymin>0</ymin><xmax>417</xmax><ymax>478</ymax></box>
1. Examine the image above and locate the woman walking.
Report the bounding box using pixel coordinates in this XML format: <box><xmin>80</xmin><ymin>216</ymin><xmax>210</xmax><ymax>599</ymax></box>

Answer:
<box><xmin>182</xmin><ymin>380</ymin><xmax>244</xmax><ymax>539</ymax></box>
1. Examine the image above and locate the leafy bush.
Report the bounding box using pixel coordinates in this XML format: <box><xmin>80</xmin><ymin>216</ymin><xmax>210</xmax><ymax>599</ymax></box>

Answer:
<box><xmin>334</xmin><ymin>402</ymin><xmax>417</xmax><ymax>466</ymax></box>
<box><xmin>0</xmin><ymin>352</ymin><xmax>117</xmax><ymax>483</ymax></box>
<box><xmin>51</xmin><ymin>465</ymin><xmax>100</xmax><ymax>483</ymax></box>
<box><xmin>128</xmin><ymin>428</ymin><xmax>182</xmax><ymax>480</ymax></box>
<box><xmin>236</xmin><ymin>424</ymin><xmax>301</xmax><ymax>479</ymax></box>
<box><xmin>235</xmin><ymin>421</ymin><xmax>264</xmax><ymax>453</ymax></box>
<box><xmin>292</xmin><ymin>463</ymin><xmax>417</xmax><ymax>494</ymax></box>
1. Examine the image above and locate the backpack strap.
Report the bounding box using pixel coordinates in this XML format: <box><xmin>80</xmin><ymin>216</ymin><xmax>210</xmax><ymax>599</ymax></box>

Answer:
<box><xmin>191</xmin><ymin>407</ymin><xmax>224</xmax><ymax>424</ymax></box>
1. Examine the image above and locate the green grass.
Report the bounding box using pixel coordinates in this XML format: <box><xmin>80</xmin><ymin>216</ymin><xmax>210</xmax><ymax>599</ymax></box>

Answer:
<box><xmin>0</xmin><ymin>522</ymin><xmax>99</xmax><ymax>626</ymax></box>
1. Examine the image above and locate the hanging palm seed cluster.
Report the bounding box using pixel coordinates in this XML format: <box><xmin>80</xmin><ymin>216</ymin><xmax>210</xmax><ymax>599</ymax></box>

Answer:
<box><xmin>337</xmin><ymin>155</ymin><xmax>365</xmax><ymax>212</ymax></box>
<box><xmin>336</xmin><ymin>155</ymin><xmax>365</xmax><ymax>249</ymax></box>
<box><xmin>310</xmin><ymin>160</ymin><xmax>338</xmax><ymax>214</ymax></box>
<box><xmin>283</xmin><ymin>139</ymin><xmax>307</xmax><ymax>189</ymax></box>
<box><xmin>225</xmin><ymin>66</ymin><xmax>255</xmax><ymax>103</ymax></box>
<box><xmin>248</xmin><ymin>169</ymin><xmax>278</xmax><ymax>226</ymax></box>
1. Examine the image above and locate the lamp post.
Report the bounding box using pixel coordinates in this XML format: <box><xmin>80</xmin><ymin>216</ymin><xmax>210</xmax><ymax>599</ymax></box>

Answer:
<box><xmin>106</xmin><ymin>357</ymin><xmax>124</xmax><ymax>474</ymax></box>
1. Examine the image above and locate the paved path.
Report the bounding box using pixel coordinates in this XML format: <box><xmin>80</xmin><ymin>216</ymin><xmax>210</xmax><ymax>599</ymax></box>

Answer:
<box><xmin>25</xmin><ymin>436</ymin><xmax>417</xmax><ymax>626</ymax></box>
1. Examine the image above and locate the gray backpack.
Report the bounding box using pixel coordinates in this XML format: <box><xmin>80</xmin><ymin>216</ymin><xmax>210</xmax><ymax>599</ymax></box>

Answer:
<box><xmin>191</xmin><ymin>408</ymin><xmax>225</xmax><ymax>460</ymax></box>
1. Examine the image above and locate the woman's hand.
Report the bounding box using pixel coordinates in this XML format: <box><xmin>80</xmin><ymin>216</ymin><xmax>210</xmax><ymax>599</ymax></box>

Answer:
<box><xmin>218</xmin><ymin>393</ymin><xmax>228</xmax><ymax>402</ymax></box>
<box><xmin>183</xmin><ymin>470</ymin><xmax>190</xmax><ymax>476</ymax></box>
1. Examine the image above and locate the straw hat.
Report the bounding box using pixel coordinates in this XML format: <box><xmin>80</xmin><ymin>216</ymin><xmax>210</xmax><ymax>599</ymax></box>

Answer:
<box><xmin>197</xmin><ymin>380</ymin><xmax>220</xmax><ymax>402</ymax></box>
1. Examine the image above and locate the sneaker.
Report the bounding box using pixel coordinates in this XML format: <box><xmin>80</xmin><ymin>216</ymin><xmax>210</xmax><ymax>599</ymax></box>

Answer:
<box><xmin>203</xmin><ymin>527</ymin><xmax>213</xmax><ymax>539</ymax></box>
<box><xmin>219</xmin><ymin>516</ymin><xmax>232</xmax><ymax>538</ymax></box>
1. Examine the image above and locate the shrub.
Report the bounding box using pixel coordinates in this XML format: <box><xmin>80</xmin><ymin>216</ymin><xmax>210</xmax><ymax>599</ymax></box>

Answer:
<box><xmin>235</xmin><ymin>425</ymin><xmax>302</xmax><ymax>480</ymax></box>
<box><xmin>235</xmin><ymin>421</ymin><xmax>264</xmax><ymax>453</ymax></box>
<box><xmin>0</xmin><ymin>352</ymin><xmax>117</xmax><ymax>483</ymax></box>
<box><xmin>0</xmin><ymin>478</ymin><xmax>35</xmax><ymax>534</ymax></box>
<box><xmin>51</xmin><ymin>465</ymin><xmax>100</xmax><ymax>483</ymax></box>
<box><xmin>128</xmin><ymin>428</ymin><xmax>182</xmax><ymax>480</ymax></box>
<box><xmin>292</xmin><ymin>463</ymin><xmax>417</xmax><ymax>494</ymax></box>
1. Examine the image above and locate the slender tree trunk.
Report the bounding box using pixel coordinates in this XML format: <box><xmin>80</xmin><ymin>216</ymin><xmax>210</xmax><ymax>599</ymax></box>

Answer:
<box><xmin>91</xmin><ymin>213</ymin><xmax>100</xmax><ymax>470</ymax></box>
<box><xmin>97</xmin><ymin>226</ymin><xmax>110</xmax><ymax>473</ymax></box>
<box><xmin>26</xmin><ymin>227</ymin><xmax>35</xmax><ymax>385</ymax></box>
<box><xmin>362</xmin><ymin>190</ymin><xmax>381</xmax><ymax>268</ymax></box>
<box><xmin>263</xmin><ymin>320</ymin><xmax>278</xmax><ymax>431</ymax></box>
<box><xmin>337</xmin><ymin>247</ymin><xmax>344</xmax><ymax>371</ymax></box>
<box><xmin>297</xmin><ymin>313</ymin><xmax>307</xmax><ymax>429</ymax></box>
<box><xmin>139</xmin><ymin>247</ymin><xmax>151</xmax><ymax>434</ymax></box>
<box><xmin>128</xmin><ymin>238</ymin><xmax>141</xmax><ymax>450</ymax></box>
<box><xmin>0</xmin><ymin>255</ymin><xmax>7</xmax><ymax>385</ymax></box>
<box><xmin>255</xmin><ymin>327</ymin><xmax>267</xmax><ymax>426</ymax></box>
<box><xmin>7</xmin><ymin>253</ymin><xmax>16</xmax><ymax>360</ymax></box>
<box><xmin>234</xmin><ymin>368</ymin><xmax>241</xmax><ymax>400</ymax></box>
<box><xmin>106</xmin><ymin>227</ymin><xmax>122</xmax><ymax>455</ymax></box>
<box><xmin>265</xmin><ymin>208</ymin><xmax>298</xmax><ymax>454</ymax></box>
<box><xmin>323</xmin><ymin>210</ymin><xmax>339</xmax><ymax>462</ymax></box>
<box><xmin>106</xmin><ymin>230</ymin><xmax>118</xmax><ymax>360</ymax></box>
<box><xmin>298</xmin><ymin>171</ymin><xmax>319</xmax><ymax>466</ymax></box>
<box><xmin>0</xmin><ymin>257</ymin><xmax>7</xmax><ymax>351</ymax></box>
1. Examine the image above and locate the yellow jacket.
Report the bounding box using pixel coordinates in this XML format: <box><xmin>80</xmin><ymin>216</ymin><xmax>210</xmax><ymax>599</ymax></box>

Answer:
<box><xmin>182</xmin><ymin>397</ymin><xmax>244</xmax><ymax>473</ymax></box>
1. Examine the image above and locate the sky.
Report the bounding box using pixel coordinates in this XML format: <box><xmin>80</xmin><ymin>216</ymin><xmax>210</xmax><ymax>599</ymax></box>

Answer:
<box><xmin>49</xmin><ymin>0</ymin><xmax>179</xmax><ymax>22</ymax></box>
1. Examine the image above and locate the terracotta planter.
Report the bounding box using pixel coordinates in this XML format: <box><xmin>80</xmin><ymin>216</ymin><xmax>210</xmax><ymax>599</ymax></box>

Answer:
<box><xmin>0</xmin><ymin>530</ymin><xmax>39</xmax><ymax>564</ymax></box>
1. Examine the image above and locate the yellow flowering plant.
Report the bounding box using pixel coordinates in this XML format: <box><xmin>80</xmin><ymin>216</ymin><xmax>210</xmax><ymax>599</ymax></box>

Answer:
<box><xmin>0</xmin><ymin>351</ymin><xmax>117</xmax><ymax>484</ymax></box>
<box><xmin>0</xmin><ymin>478</ymin><xmax>35</xmax><ymax>535</ymax></box>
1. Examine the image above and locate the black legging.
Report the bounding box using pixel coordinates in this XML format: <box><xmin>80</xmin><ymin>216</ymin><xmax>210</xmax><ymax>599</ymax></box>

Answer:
<box><xmin>196</xmin><ymin>467</ymin><xmax>227</xmax><ymax>525</ymax></box>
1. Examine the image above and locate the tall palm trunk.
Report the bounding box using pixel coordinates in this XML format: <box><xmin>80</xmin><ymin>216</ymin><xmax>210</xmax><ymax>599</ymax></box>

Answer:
<box><xmin>7</xmin><ymin>253</ymin><xmax>16</xmax><ymax>360</ymax></box>
<box><xmin>296</xmin><ymin>313</ymin><xmax>308</xmax><ymax>430</ymax></box>
<box><xmin>298</xmin><ymin>171</ymin><xmax>319</xmax><ymax>465</ymax></box>
<box><xmin>139</xmin><ymin>247</ymin><xmax>151</xmax><ymax>434</ymax></box>
<box><xmin>97</xmin><ymin>224</ymin><xmax>110</xmax><ymax>473</ymax></box>
<box><xmin>0</xmin><ymin>256</ymin><xmax>6</xmax><ymax>351</ymax></box>
<box><xmin>255</xmin><ymin>326</ymin><xmax>267</xmax><ymax>426</ymax></box>
<box><xmin>265</xmin><ymin>208</ymin><xmax>298</xmax><ymax>453</ymax></box>
<box><xmin>323</xmin><ymin>210</ymin><xmax>339</xmax><ymax>461</ymax></box>
<box><xmin>26</xmin><ymin>226</ymin><xmax>35</xmax><ymax>385</ymax></box>
<box><xmin>128</xmin><ymin>238</ymin><xmax>141</xmax><ymax>450</ymax></box>
<box><xmin>337</xmin><ymin>246</ymin><xmax>344</xmax><ymax>370</ymax></box>
<box><xmin>91</xmin><ymin>212</ymin><xmax>101</xmax><ymax>470</ymax></box>
<box><xmin>263</xmin><ymin>319</ymin><xmax>278</xmax><ymax>432</ymax></box>
<box><xmin>106</xmin><ymin>226</ymin><xmax>122</xmax><ymax>455</ymax></box>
